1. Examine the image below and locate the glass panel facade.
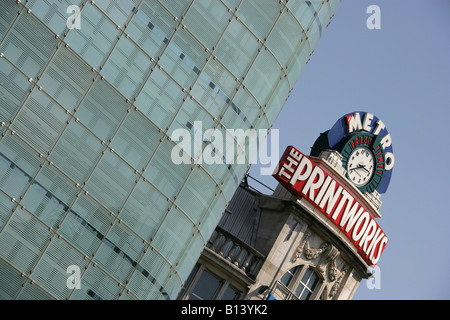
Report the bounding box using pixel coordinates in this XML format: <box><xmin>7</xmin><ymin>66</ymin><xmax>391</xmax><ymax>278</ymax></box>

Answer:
<box><xmin>0</xmin><ymin>0</ymin><xmax>340</xmax><ymax>299</ymax></box>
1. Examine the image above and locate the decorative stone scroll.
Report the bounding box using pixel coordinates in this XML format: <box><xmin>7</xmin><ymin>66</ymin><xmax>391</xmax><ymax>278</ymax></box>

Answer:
<box><xmin>329</xmin><ymin>265</ymin><xmax>348</xmax><ymax>298</ymax></box>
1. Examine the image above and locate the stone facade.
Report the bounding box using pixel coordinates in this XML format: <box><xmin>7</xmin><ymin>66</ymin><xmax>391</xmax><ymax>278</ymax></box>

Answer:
<box><xmin>246</xmin><ymin>190</ymin><xmax>368</xmax><ymax>300</ymax></box>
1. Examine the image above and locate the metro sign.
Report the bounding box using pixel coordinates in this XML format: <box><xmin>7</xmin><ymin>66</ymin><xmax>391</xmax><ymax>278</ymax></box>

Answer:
<box><xmin>273</xmin><ymin>146</ymin><xmax>388</xmax><ymax>266</ymax></box>
<box><xmin>326</xmin><ymin>111</ymin><xmax>395</xmax><ymax>194</ymax></box>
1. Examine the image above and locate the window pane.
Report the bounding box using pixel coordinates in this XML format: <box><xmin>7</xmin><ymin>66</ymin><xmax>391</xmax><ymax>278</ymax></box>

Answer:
<box><xmin>175</xmin><ymin>167</ymin><xmax>217</xmax><ymax>225</ymax></box>
<box><xmin>135</xmin><ymin>68</ymin><xmax>184</xmax><ymax>131</ymax></box>
<box><xmin>101</xmin><ymin>37</ymin><xmax>153</xmax><ymax>99</ymax></box>
<box><xmin>158</xmin><ymin>28</ymin><xmax>208</xmax><ymax>90</ymax></box>
<box><xmin>159</xmin><ymin>0</ymin><xmax>192</xmax><ymax>19</ymax></box>
<box><xmin>295</xmin><ymin>282</ymin><xmax>306</xmax><ymax>298</ymax></box>
<box><xmin>30</xmin><ymin>236</ymin><xmax>87</xmax><ymax>299</ymax></box>
<box><xmin>280</xmin><ymin>266</ymin><xmax>298</xmax><ymax>287</ymax></box>
<box><xmin>215</xmin><ymin>19</ymin><xmax>259</xmax><ymax>79</ymax></box>
<box><xmin>307</xmin><ymin>271</ymin><xmax>319</xmax><ymax>291</ymax></box>
<box><xmin>70</xmin><ymin>264</ymin><xmax>121</xmax><ymax>300</ymax></box>
<box><xmin>21</xmin><ymin>164</ymin><xmax>78</xmax><ymax>228</ymax></box>
<box><xmin>287</xmin><ymin>2</ymin><xmax>315</xmax><ymax>29</ymax></box>
<box><xmin>152</xmin><ymin>207</ymin><xmax>195</xmax><ymax>266</ymax></box>
<box><xmin>0</xmin><ymin>193</ymin><xmax>15</xmax><ymax>231</ymax></box>
<box><xmin>266</xmin><ymin>11</ymin><xmax>303</xmax><ymax>68</ymax></box>
<box><xmin>243</xmin><ymin>49</ymin><xmax>281</xmax><ymax>106</ymax></box>
<box><xmin>85</xmin><ymin>152</ymin><xmax>137</xmax><ymax>212</ymax></box>
<box><xmin>1</xmin><ymin>13</ymin><xmax>58</xmax><ymax>79</ymax></box>
<box><xmin>93</xmin><ymin>239</ymin><xmax>135</xmax><ymax>284</ymax></box>
<box><xmin>299</xmin><ymin>288</ymin><xmax>312</xmax><ymax>300</ymax></box>
<box><xmin>295</xmin><ymin>267</ymin><xmax>320</xmax><ymax>300</ymax></box>
<box><xmin>95</xmin><ymin>0</ymin><xmax>138</xmax><ymax>27</ymax></box>
<box><xmin>120</xmin><ymin>180</ymin><xmax>169</xmax><ymax>241</ymax></box>
<box><xmin>110</xmin><ymin>110</ymin><xmax>162</xmax><ymax>170</ymax></box>
<box><xmin>0</xmin><ymin>134</ymin><xmax>42</xmax><ymax>200</ymax></box>
<box><xmin>49</xmin><ymin>121</ymin><xmax>104</xmax><ymax>184</ymax></box>
<box><xmin>65</xmin><ymin>4</ymin><xmax>120</xmax><ymax>69</ymax></box>
<box><xmin>301</xmin><ymin>267</ymin><xmax>313</xmax><ymax>283</ymax></box>
<box><xmin>265</xmin><ymin>76</ymin><xmax>289</xmax><ymax>125</ymax></box>
<box><xmin>176</xmin><ymin>233</ymin><xmax>205</xmax><ymax>282</ymax></box>
<box><xmin>221</xmin><ymin>286</ymin><xmax>239</xmax><ymax>300</ymax></box>
<box><xmin>0</xmin><ymin>58</ymin><xmax>33</xmax><ymax>124</ymax></box>
<box><xmin>0</xmin><ymin>1</ymin><xmax>20</xmax><ymax>40</ymax></box>
<box><xmin>38</xmin><ymin>46</ymin><xmax>93</xmax><ymax>111</ymax></box>
<box><xmin>126</xmin><ymin>0</ymin><xmax>176</xmax><ymax>58</ymax></box>
<box><xmin>0</xmin><ymin>257</ymin><xmax>26</xmax><ymax>299</ymax></box>
<box><xmin>0</xmin><ymin>208</ymin><xmax>52</xmax><ymax>274</ymax></box>
<box><xmin>236</xmin><ymin>0</ymin><xmax>282</xmax><ymax>40</ymax></box>
<box><xmin>75</xmin><ymin>79</ymin><xmax>128</xmax><ymax>142</ymax></box>
<box><xmin>190</xmin><ymin>59</ymin><xmax>236</xmax><ymax>119</ymax></box>
<box><xmin>183</xmin><ymin>0</ymin><xmax>230</xmax><ymax>50</ymax></box>
<box><xmin>143</xmin><ymin>139</ymin><xmax>192</xmax><ymax>200</ymax></box>
<box><xmin>220</xmin><ymin>87</ymin><xmax>261</xmax><ymax>133</ymax></box>
<box><xmin>58</xmin><ymin>209</ymin><xmax>103</xmax><ymax>257</ymax></box>
<box><xmin>11</xmin><ymin>89</ymin><xmax>69</xmax><ymax>154</ymax></box>
<box><xmin>128</xmin><ymin>249</ymin><xmax>172</xmax><ymax>300</ymax></box>
<box><xmin>26</xmin><ymin>0</ymin><xmax>83</xmax><ymax>37</ymax></box>
<box><xmin>189</xmin><ymin>270</ymin><xmax>221</xmax><ymax>300</ymax></box>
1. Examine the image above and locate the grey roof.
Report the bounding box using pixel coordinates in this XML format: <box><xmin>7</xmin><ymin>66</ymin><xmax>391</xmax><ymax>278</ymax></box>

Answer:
<box><xmin>217</xmin><ymin>185</ymin><xmax>261</xmax><ymax>247</ymax></box>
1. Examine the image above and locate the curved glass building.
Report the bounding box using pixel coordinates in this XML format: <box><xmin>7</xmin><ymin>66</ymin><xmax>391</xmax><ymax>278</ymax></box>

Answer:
<box><xmin>0</xmin><ymin>0</ymin><xmax>340</xmax><ymax>299</ymax></box>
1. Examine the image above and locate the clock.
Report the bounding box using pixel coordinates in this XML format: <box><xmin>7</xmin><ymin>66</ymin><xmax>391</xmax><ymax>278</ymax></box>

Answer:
<box><xmin>347</xmin><ymin>146</ymin><xmax>375</xmax><ymax>187</ymax></box>
<box><xmin>337</xmin><ymin>132</ymin><xmax>385</xmax><ymax>193</ymax></box>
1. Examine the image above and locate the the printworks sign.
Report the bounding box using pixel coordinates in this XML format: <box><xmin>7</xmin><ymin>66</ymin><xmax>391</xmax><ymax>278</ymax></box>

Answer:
<box><xmin>273</xmin><ymin>146</ymin><xmax>388</xmax><ymax>265</ymax></box>
<box><xmin>273</xmin><ymin>112</ymin><xmax>394</xmax><ymax>266</ymax></box>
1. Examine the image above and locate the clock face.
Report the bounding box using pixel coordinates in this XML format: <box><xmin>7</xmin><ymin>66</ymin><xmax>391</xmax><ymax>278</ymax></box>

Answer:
<box><xmin>337</xmin><ymin>132</ymin><xmax>386</xmax><ymax>193</ymax></box>
<box><xmin>347</xmin><ymin>146</ymin><xmax>375</xmax><ymax>187</ymax></box>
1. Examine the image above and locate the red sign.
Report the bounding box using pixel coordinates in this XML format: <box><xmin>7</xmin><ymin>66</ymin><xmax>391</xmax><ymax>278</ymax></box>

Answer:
<box><xmin>273</xmin><ymin>146</ymin><xmax>388</xmax><ymax>266</ymax></box>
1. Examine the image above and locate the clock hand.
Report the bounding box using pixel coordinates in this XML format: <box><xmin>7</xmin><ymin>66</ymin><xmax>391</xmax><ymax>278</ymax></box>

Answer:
<box><xmin>360</xmin><ymin>166</ymin><xmax>370</xmax><ymax>173</ymax></box>
<box><xmin>349</xmin><ymin>167</ymin><xmax>362</xmax><ymax>176</ymax></box>
<box><xmin>349</xmin><ymin>165</ymin><xmax>365</xmax><ymax>172</ymax></box>
<box><xmin>357</xmin><ymin>163</ymin><xmax>371</xmax><ymax>174</ymax></box>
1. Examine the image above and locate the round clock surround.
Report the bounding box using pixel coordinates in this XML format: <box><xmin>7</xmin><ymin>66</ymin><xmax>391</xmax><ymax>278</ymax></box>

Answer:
<box><xmin>337</xmin><ymin>132</ymin><xmax>385</xmax><ymax>194</ymax></box>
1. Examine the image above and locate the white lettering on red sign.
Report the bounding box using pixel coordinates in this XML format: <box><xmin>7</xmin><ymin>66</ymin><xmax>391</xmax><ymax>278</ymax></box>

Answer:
<box><xmin>273</xmin><ymin>146</ymin><xmax>388</xmax><ymax>265</ymax></box>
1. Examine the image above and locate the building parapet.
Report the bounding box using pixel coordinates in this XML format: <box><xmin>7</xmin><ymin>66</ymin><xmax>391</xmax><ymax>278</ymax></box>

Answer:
<box><xmin>206</xmin><ymin>226</ymin><xmax>265</xmax><ymax>281</ymax></box>
<box><xmin>364</xmin><ymin>190</ymin><xmax>382</xmax><ymax>211</ymax></box>
<box><xmin>319</xmin><ymin>150</ymin><xmax>346</xmax><ymax>176</ymax></box>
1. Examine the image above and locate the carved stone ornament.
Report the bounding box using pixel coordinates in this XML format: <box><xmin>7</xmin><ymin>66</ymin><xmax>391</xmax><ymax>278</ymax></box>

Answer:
<box><xmin>304</xmin><ymin>241</ymin><xmax>329</xmax><ymax>260</ymax></box>
<box><xmin>312</xmin><ymin>244</ymin><xmax>339</xmax><ymax>277</ymax></box>
<box><xmin>291</xmin><ymin>231</ymin><xmax>330</xmax><ymax>262</ymax></box>
<box><xmin>329</xmin><ymin>265</ymin><xmax>348</xmax><ymax>298</ymax></box>
<box><xmin>291</xmin><ymin>231</ymin><xmax>311</xmax><ymax>263</ymax></box>
<box><xmin>325</xmin><ymin>245</ymin><xmax>340</xmax><ymax>281</ymax></box>
<box><xmin>328</xmin><ymin>259</ymin><xmax>340</xmax><ymax>282</ymax></box>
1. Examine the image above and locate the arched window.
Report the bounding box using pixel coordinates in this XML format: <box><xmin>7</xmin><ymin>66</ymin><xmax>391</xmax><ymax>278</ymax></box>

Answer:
<box><xmin>279</xmin><ymin>265</ymin><xmax>321</xmax><ymax>300</ymax></box>
<box><xmin>295</xmin><ymin>267</ymin><xmax>319</xmax><ymax>300</ymax></box>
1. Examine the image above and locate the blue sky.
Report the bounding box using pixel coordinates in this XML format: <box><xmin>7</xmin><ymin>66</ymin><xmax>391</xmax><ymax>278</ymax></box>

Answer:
<box><xmin>249</xmin><ymin>0</ymin><xmax>450</xmax><ymax>299</ymax></box>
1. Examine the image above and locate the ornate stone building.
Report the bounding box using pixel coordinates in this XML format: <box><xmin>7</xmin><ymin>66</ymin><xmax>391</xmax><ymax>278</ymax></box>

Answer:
<box><xmin>178</xmin><ymin>150</ymin><xmax>376</xmax><ymax>300</ymax></box>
